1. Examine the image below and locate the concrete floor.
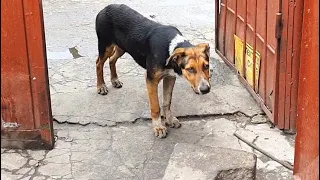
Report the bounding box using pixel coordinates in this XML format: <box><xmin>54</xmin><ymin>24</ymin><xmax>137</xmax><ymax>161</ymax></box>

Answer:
<box><xmin>1</xmin><ymin>0</ymin><xmax>295</xmax><ymax>179</ymax></box>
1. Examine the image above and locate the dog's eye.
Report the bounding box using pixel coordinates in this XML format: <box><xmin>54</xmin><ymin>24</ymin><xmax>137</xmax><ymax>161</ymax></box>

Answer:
<box><xmin>186</xmin><ymin>67</ymin><xmax>196</xmax><ymax>73</ymax></box>
<box><xmin>203</xmin><ymin>64</ymin><xmax>209</xmax><ymax>70</ymax></box>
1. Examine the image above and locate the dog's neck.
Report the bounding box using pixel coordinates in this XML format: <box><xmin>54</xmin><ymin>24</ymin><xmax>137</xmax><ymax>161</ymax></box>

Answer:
<box><xmin>168</xmin><ymin>34</ymin><xmax>193</xmax><ymax>56</ymax></box>
<box><xmin>166</xmin><ymin>34</ymin><xmax>193</xmax><ymax>75</ymax></box>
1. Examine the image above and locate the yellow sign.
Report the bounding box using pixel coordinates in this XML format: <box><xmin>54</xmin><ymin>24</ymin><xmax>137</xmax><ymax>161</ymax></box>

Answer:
<box><xmin>245</xmin><ymin>43</ymin><xmax>261</xmax><ymax>90</ymax></box>
<box><xmin>234</xmin><ymin>35</ymin><xmax>261</xmax><ymax>90</ymax></box>
<box><xmin>234</xmin><ymin>35</ymin><xmax>244</xmax><ymax>76</ymax></box>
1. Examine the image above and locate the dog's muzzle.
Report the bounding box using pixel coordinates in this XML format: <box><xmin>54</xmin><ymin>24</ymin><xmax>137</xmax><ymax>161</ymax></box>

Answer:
<box><xmin>194</xmin><ymin>78</ymin><xmax>211</xmax><ymax>94</ymax></box>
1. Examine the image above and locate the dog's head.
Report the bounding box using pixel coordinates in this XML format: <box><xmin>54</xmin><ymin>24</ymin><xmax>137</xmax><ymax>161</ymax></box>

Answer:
<box><xmin>166</xmin><ymin>43</ymin><xmax>211</xmax><ymax>94</ymax></box>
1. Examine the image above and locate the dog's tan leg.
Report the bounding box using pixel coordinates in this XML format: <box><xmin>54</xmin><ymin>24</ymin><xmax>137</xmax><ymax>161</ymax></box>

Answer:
<box><xmin>109</xmin><ymin>46</ymin><xmax>125</xmax><ymax>88</ymax></box>
<box><xmin>146</xmin><ymin>78</ymin><xmax>167</xmax><ymax>138</ymax></box>
<box><xmin>96</xmin><ymin>45</ymin><xmax>114</xmax><ymax>95</ymax></box>
<box><xmin>163</xmin><ymin>76</ymin><xmax>181</xmax><ymax>128</ymax></box>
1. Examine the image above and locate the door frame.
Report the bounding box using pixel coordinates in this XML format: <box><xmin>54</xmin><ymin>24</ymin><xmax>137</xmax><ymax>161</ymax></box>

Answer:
<box><xmin>1</xmin><ymin>0</ymin><xmax>54</xmax><ymax>149</ymax></box>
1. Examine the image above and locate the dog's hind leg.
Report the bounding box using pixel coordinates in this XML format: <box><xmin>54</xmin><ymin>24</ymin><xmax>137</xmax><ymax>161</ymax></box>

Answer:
<box><xmin>109</xmin><ymin>46</ymin><xmax>125</xmax><ymax>88</ymax></box>
<box><xmin>163</xmin><ymin>76</ymin><xmax>181</xmax><ymax>128</ymax></box>
<box><xmin>96</xmin><ymin>44</ymin><xmax>115</xmax><ymax>95</ymax></box>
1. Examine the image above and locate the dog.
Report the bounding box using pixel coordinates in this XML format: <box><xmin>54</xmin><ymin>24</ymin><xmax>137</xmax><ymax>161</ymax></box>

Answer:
<box><xmin>95</xmin><ymin>4</ymin><xmax>211</xmax><ymax>138</ymax></box>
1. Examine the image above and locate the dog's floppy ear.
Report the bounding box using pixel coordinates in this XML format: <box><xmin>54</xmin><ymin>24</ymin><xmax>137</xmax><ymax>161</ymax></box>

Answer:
<box><xmin>165</xmin><ymin>48</ymin><xmax>186</xmax><ymax>66</ymax></box>
<box><xmin>197</xmin><ymin>43</ymin><xmax>210</xmax><ymax>59</ymax></box>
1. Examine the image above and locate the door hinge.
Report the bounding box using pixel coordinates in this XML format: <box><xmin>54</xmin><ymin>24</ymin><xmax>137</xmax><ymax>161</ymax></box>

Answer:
<box><xmin>275</xmin><ymin>12</ymin><xmax>282</xmax><ymax>39</ymax></box>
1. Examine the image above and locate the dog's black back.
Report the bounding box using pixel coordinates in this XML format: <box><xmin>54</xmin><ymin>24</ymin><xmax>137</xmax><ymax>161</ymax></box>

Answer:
<box><xmin>95</xmin><ymin>4</ymin><xmax>184</xmax><ymax>72</ymax></box>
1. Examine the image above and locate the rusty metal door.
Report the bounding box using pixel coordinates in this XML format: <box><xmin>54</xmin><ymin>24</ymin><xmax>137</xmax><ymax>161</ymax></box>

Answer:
<box><xmin>277</xmin><ymin>0</ymin><xmax>304</xmax><ymax>132</ymax></box>
<box><xmin>293</xmin><ymin>0</ymin><xmax>319</xmax><ymax>178</ymax></box>
<box><xmin>215</xmin><ymin>0</ymin><xmax>303</xmax><ymax>130</ymax></box>
<box><xmin>1</xmin><ymin>0</ymin><xmax>54</xmax><ymax>149</ymax></box>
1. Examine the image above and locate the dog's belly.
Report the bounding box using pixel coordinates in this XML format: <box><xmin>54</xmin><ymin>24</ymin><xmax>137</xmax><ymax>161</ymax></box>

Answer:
<box><xmin>130</xmin><ymin>54</ymin><xmax>147</xmax><ymax>69</ymax></box>
<box><xmin>114</xmin><ymin>45</ymin><xmax>147</xmax><ymax>69</ymax></box>
<box><xmin>120</xmin><ymin>48</ymin><xmax>147</xmax><ymax>69</ymax></box>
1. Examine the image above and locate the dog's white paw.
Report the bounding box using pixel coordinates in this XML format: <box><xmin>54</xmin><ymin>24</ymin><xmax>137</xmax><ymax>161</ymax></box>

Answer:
<box><xmin>165</xmin><ymin>116</ymin><xmax>181</xmax><ymax>128</ymax></box>
<box><xmin>97</xmin><ymin>84</ymin><xmax>108</xmax><ymax>95</ymax></box>
<box><xmin>152</xmin><ymin>118</ymin><xmax>167</xmax><ymax>138</ymax></box>
<box><xmin>111</xmin><ymin>78</ymin><xmax>123</xmax><ymax>88</ymax></box>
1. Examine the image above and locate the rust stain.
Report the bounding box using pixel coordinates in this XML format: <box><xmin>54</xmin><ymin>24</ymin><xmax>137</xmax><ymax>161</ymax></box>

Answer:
<box><xmin>1</xmin><ymin>97</ymin><xmax>20</xmax><ymax>129</ymax></box>
<box><xmin>1</xmin><ymin>97</ymin><xmax>17</xmax><ymax>125</ymax></box>
<box><xmin>39</xmin><ymin>123</ymin><xmax>50</xmax><ymax>130</ymax></box>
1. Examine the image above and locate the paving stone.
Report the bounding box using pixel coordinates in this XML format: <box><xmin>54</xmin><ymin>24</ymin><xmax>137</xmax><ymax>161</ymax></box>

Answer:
<box><xmin>57</xmin><ymin>129</ymin><xmax>69</xmax><ymax>138</ymax></box>
<box><xmin>20</xmin><ymin>176</ymin><xmax>32</xmax><ymax>180</ymax></box>
<box><xmin>45</xmin><ymin>151</ymin><xmax>71</xmax><ymax>164</ymax></box>
<box><xmin>16</xmin><ymin>167</ymin><xmax>33</xmax><ymax>175</ymax></box>
<box><xmin>27</xmin><ymin>150</ymin><xmax>46</xmax><ymax>161</ymax></box>
<box><xmin>33</xmin><ymin>176</ymin><xmax>47</xmax><ymax>180</ymax></box>
<box><xmin>70</xmin><ymin>139</ymin><xmax>111</xmax><ymax>151</ymax></box>
<box><xmin>163</xmin><ymin>143</ymin><xmax>257</xmax><ymax>180</ymax></box>
<box><xmin>1</xmin><ymin>171</ymin><xmax>23</xmax><ymax>180</ymax></box>
<box><xmin>242</xmin><ymin>124</ymin><xmax>295</xmax><ymax>164</ymax></box>
<box><xmin>198</xmin><ymin>118</ymin><xmax>244</xmax><ymax>150</ymax></box>
<box><xmin>29</xmin><ymin>159</ymin><xmax>38</xmax><ymax>166</ymax></box>
<box><xmin>54</xmin><ymin>140</ymin><xmax>72</xmax><ymax>149</ymax></box>
<box><xmin>251</xmin><ymin>114</ymin><xmax>269</xmax><ymax>124</ymax></box>
<box><xmin>1</xmin><ymin>153</ymin><xmax>28</xmax><ymax>170</ymax></box>
<box><xmin>38</xmin><ymin>163</ymin><xmax>72</xmax><ymax>176</ymax></box>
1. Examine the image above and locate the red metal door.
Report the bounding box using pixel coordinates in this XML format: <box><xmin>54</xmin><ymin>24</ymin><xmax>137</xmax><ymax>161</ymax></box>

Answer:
<box><xmin>215</xmin><ymin>0</ymin><xmax>303</xmax><ymax>130</ymax></box>
<box><xmin>293</xmin><ymin>0</ymin><xmax>319</xmax><ymax>178</ymax></box>
<box><xmin>277</xmin><ymin>0</ymin><xmax>304</xmax><ymax>132</ymax></box>
<box><xmin>1</xmin><ymin>0</ymin><xmax>54</xmax><ymax>149</ymax></box>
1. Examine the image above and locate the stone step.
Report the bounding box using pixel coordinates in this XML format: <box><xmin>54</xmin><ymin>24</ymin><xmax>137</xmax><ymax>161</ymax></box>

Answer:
<box><xmin>162</xmin><ymin>143</ymin><xmax>257</xmax><ymax>180</ymax></box>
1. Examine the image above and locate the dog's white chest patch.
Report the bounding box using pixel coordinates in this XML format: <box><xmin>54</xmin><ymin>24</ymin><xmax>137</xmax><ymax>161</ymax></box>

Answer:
<box><xmin>169</xmin><ymin>34</ymin><xmax>187</xmax><ymax>56</ymax></box>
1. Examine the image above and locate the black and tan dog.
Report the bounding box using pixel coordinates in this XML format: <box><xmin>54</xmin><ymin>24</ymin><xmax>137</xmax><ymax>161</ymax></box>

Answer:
<box><xmin>95</xmin><ymin>4</ymin><xmax>211</xmax><ymax>138</ymax></box>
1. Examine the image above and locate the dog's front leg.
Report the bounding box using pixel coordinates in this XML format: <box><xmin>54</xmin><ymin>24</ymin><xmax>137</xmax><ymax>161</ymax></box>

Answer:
<box><xmin>146</xmin><ymin>78</ymin><xmax>167</xmax><ymax>138</ymax></box>
<box><xmin>163</xmin><ymin>76</ymin><xmax>181</xmax><ymax>128</ymax></box>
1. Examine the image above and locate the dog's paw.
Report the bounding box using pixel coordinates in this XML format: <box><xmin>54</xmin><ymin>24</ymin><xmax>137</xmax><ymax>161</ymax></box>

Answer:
<box><xmin>153</xmin><ymin>125</ymin><xmax>167</xmax><ymax>138</ymax></box>
<box><xmin>152</xmin><ymin>119</ymin><xmax>167</xmax><ymax>138</ymax></box>
<box><xmin>97</xmin><ymin>84</ymin><xmax>108</xmax><ymax>95</ymax></box>
<box><xmin>165</xmin><ymin>116</ymin><xmax>181</xmax><ymax>128</ymax></box>
<box><xmin>111</xmin><ymin>78</ymin><xmax>123</xmax><ymax>88</ymax></box>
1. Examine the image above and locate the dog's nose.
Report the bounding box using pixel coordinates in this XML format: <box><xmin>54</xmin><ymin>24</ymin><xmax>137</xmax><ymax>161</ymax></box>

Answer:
<box><xmin>199</xmin><ymin>84</ymin><xmax>210</xmax><ymax>94</ymax></box>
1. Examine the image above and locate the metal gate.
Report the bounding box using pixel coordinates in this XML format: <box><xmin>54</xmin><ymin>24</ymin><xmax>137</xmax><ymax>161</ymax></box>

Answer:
<box><xmin>215</xmin><ymin>0</ymin><xmax>303</xmax><ymax>130</ymax></box>
<box><xmin>1</xmin><ymin>0</ymin><xmax>54</xmax><ymax>149</ymax></box>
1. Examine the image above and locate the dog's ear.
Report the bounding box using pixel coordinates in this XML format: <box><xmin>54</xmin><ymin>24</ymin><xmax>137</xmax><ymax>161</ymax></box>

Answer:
<box><xmin>197</xmin><ymin>43</ymin><xmax>210</xmax><ymax>59</ymax></box>
<box><xmin>165</xmin><ymin>48</ymin><xmax>186</xmax><ymax>66</ymax></box>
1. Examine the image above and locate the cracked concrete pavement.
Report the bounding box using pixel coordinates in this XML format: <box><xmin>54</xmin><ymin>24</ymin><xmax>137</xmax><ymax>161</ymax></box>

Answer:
<box><xmin>1</xmin><ymin>116</ymin><xmax>294</xmax><ymax>180</ymax></box>
<box><xmin>1</xmin><ymin>0</ymin><xmax>295</xmax><ymax>179</ymax></box>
